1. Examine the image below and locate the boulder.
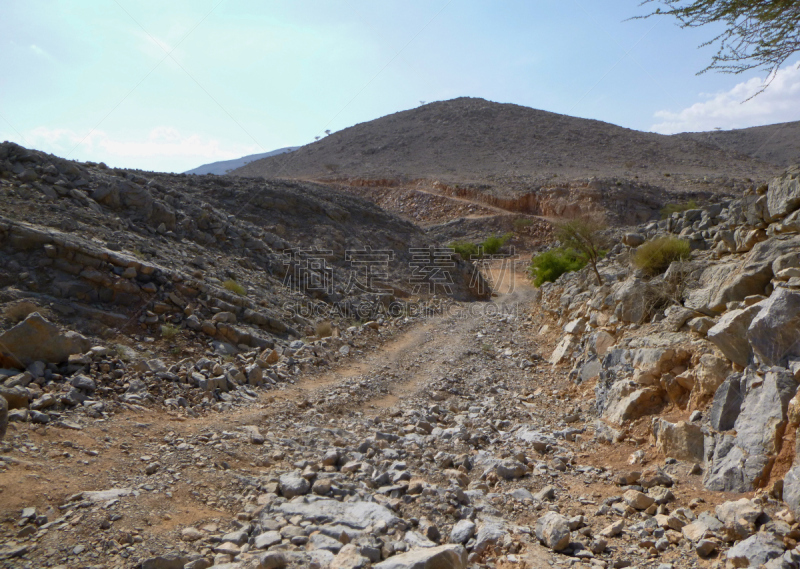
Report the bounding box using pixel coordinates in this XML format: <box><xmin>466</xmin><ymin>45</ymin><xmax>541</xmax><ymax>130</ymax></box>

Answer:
<box><xmin>614</xmin><ymin>278</ymin><xmax>653</xmax><ymax>324</ymax></box>
<box><xmin>603</xmin><ymin>382</ymin><xmax>662</xmax><ymax>425</ymax></box>
<box><xmin>767</xmin><ymin>165</ymin><xmax>800</xmax><ymax>220</ymax></box>
<box><xmin>549</xmin><ymin>336</ymin><xmax>578</xmax><ymax>365</ymax></box>
<box><xmin>707</xmin><ymin>305</ymin><xmax>762</xmax><ymax>367</ymax></box>
<box><xmin>140</xmin><ymin>554</ymin><xmax>189</xmax><ymax>569</ymax></box>
<box><xmin>592</xmin><ymin>331</ymin><xmax>615</xmax><ymax>356</ymax></box>
<box><xmin>0</xmin><ymin>313</ymin><xmax>91</xmax><ymax>368</ymax></box>
<box><xmin>747</xmin><ymin>288</ymin><xmax>800</xmax><ymax>366</ymax></box>
<box><xmin>705</xmin><ymin>368</ymin><xmax>797</xmax><ymax>492</ymax></box>
<box><xmin>709</xmin><ymin>372</ymin><xmax>745</xmax><ymax>432</ymax></box>
<box><xmin>449</xmin><ymin>520</ymin><xmax>475</xmax><ymax>544</ymax></box>
<box><xmin>651</xmin><ymin>418</ymin><xmax>704</xmax><ymax>462</ymax></box>
<box><xmin>496</xmin><ymin>460</ymin><xmax>526</xmax><ymax>480</ymax></box>
<box><xmin>686</xmin><ymin>235</ymin><xmax>800</xmax><ymax>312</ymax></box>
<box><xmin>372</xmin><ymin>544</ymin><xmax>466</xmax><ymax>569</ymax></box>
<box><xmin>331</xmin><ymin>544</ymin><xmax>369</xmax><ymax>569</ymax></box>
<box><xmin>623</xmin><ymin>490</ymin><xmax>654</xmax><ymax>510</ymax></box>
<box><xmin>535</xmin><ymin>512</ymin><xmax>571</xmax><ymax>551</ymax></box>
<box><xmin>783</xmin><ymin>464</ymin><xmax>800</xmax><ymax>518</ymax></box>
<box><xmin>0</xmin><ymin>385</ymin><xmax>30</xmax><ymax>409</ymax></box>
<box><xmin>716</xmin><ymin>498</ymin><xmax>762</xmax><ymax>532</ymax></box>
<box><xmin>726</xmin><ymin>531</ymin><xmax>784</xmax><ymax>568</ymax></box>
<box><xmin>276</xmin><ymin>498</ymin><xmax>398</xmax><ymax>531</ymax></box>
<box><xmin>278</xmin><ymin>473</ymin><xmax>310</xmax><ymax>499</ymax></box>
<box><xmin>693</xmin><ymin>354</ymin><xmax>732</xmax><ymax>400</ymax></box>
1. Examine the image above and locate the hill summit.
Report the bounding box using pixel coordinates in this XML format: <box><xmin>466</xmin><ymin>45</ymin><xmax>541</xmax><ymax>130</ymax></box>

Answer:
<box><xmin>233</xmin><ymin>97</ymin><xmax>782</xmax><ymax>193</ymax></box>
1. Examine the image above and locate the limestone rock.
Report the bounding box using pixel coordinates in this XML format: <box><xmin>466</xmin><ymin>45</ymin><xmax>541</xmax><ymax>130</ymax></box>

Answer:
<box><xmin>330</xmin><ymin>544</ymin><xmax>369</xmax><ymax>569</ymax></box>
<box><xmin>496</xmin><ymin>459</ymin><xmax>526</xmax><ymax>480</ymax></box>
<box><xmin>747</xmin><ymin>288</ymin><xmax>800</xmax><ymax>366</ymax></box>
<box><xmin>535</xmin><ymin>512</ymin><xmax>571</xmax><ymax>551</ymax></box>
<box><xmin>651</xmin><ymin>418</ymin><xmax>704</xmax><ymax>462</ymax></box>
<box><xmin>623</xmin><ymin>489</ymin><xmax>654</xmax><ymax>510</ymax></box>
<box><xmin>709</xmin><ymin>372</ymin><xmax>745</xmax><ymax>432</ymax></box>
<box><xmin>0</xmin><ymin>313</ymin><xmax>91</xmax><ymax>368</ymax></box>
<box><xmin>707</xmin><ymin>305</ymin><xmax>762</xmax><ymax>367</ymax></box>
<box><xmin>449</xmin><ymin>520</ymin><xmax>475</xmax><ymax>544</ymax></box>
<box><xmin>372</xmin><ymin>544</ymin><xmax>466</xmax><ymax>569</ymax></box>
<box><xmin>278</xmin><ymin>473</ymin><xmax>310</xmax><ymax>499</ymax></box>
<box><xmin>726</xmin><ymin>531</ymin><xmax>784</xmax><ymax>568</ymax></box>
<box><xmin>604</xmin><ymin>382</ymin><xmax>662</xmax><ymax>425</ymax></box>
<box><xmin>276</xmin><ymin>498</ymin><xmax>398</xmax><ymax>530</ymax></box>
<box><xmin>705</xmin><ymin>369</ymin><xmax>797</xmax><ymax>492</ymax></box>
<box><xmin>693</xmin><ymin>354</ymin><xmax>732</xmax><ymax>400</ymax></box>
<box><xmin>767</xmin><ymin>166</ymin><xmax>800</xmax><ymax>219</ymax></box>
<box><xmin>783</xmin><ymin>464</ymin><xmax>800</xmax><ymax>518</ymax></box>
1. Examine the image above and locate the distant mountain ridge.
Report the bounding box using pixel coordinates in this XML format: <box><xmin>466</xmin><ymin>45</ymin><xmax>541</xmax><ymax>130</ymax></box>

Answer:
<box><xmin>185</xmin><ymin>147</ymin><xmax>298</xmax><ymax>175</ymax></box>
<box><xmin>230</xmin><ymin>98</ymin><xmax>793</xmax><ymax>195</ymax></box>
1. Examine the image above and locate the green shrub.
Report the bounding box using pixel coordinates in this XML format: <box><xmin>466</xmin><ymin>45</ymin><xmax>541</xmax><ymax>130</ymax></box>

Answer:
<box><xmin>223</xmin><ymin>279</ymin><xmax>246</xmax><ymax>295</ymax></box>
<box><xmin>161</xmin><ymin>324</ymin><xmax>180</xmax><ymax>339</ymax></box>
<box><xmin>633</xmin><ymin>237</ymin><xmax>692</xmax><ymax>275</ymax></box>
<box><xmin>660</xmin><ymin>199</ymin><xmax>699</xmax><ymax>218</ymax></box>
<box><xmin>527</xmin><ymin>248</ymin><xmax>587</xmax><ymax>287</ymax></box>
<box><xmin>480</xmin><ymin>233</ymin><xmax>513</xmax><ymax>256</ymax></box>
<box><xmin>449</xmin><ymin>240</ymin><xmax>480</xmax><ymax>260</ymax></box>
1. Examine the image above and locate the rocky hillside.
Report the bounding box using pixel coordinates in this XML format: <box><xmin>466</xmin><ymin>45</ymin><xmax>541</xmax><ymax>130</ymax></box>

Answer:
<box><xmin>233</xmin><ymin>98</ymin><xmax>784</xmax><ymax>201</ymax></box>
<box><xmin>530</xmin><ymin>163</ymin><xmax>800</xmax><ymax>565</ymax></box>
<box><xmin>679</xmin><ymin>121</ymin><xmax>800</xmax><ymax>168</ymax></box>
<box><xmin>0</xmin><ymin>139</ymin><xmax>489</xmax><ymax>439</ymax></box>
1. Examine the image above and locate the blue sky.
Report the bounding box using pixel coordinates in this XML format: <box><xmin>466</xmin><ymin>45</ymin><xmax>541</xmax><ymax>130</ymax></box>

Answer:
<box><xmin>2</xmin><ymin>0</ymin><xmax>799</xmax><ymax>172</ymax></box>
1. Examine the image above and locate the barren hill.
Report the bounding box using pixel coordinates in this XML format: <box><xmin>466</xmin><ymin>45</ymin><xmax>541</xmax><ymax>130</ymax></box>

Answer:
<box><xmin>233</xmin><ymin>97</ymin><xmax>782</xmax><ymax>193</ymax></box>
<box><xmin>678</xmin><ymin>120</ymin><xmax>800</xmax><ymax>167</ymax></box>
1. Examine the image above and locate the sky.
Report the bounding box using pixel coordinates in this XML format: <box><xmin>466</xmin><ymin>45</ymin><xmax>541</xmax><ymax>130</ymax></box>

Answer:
<box><xmin>1</xmin><ymin>0</ymin><xmax>799</xmax><ymax>173</ymax></box>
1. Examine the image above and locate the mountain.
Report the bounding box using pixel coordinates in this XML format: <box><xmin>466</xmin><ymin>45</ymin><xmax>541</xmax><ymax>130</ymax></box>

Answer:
<box><xmin>231</xmin><ymin>98</ymin><xmax>788</xmax><ymax>194</ymax></box>
<box><xmin>677</xmin><ymin>120</ymin><xmax>800</xmax><ymax>168</ymax></box>
<box><xmin>184</xmin><ymin>146</ymin><xmax>298</xmax><ymax>175</ymax></box>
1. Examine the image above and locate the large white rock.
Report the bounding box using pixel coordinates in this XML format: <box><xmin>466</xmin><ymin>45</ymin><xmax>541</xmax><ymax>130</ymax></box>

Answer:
<box><xmin>0</xmin><ymin>312</ymin><xmax>91</xmax><ymax>368</ymax></box>
<box><xmin>767</xmin><ymin>165</ymin><xmax>800</xmax><ymax>219</ymax></box>
<box><xmin>707</xmin><ymin>305</ymin><xmax>762</xmax><ymax>367</ymax></box>
<box><xmin>535</xmin><ymin>512</ymin><xmax>571</xmax><ymax>551</ymax></box>
<box><xmin>373</xmin><ymin>545</ymin><xmax>466</xmax><ymax>569</ymax></box>
<box><xmin>651</xmin><ymin>418</ymin><xmax>704</xmax><ymax>462</ymax></box>
<box><xmin>747</xmin><ymin>288</ymin><xmax>800</xmax><ymax>366</ymax></box>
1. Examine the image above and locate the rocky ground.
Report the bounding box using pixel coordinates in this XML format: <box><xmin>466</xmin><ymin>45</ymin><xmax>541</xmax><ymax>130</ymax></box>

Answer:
<box><xmin>3</xmin><ymin>139</ymin><xmax>800</xmax><ymax>569</ymax></box>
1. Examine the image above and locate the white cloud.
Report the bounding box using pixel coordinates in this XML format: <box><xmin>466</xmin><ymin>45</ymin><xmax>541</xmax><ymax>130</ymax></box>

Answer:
<box><xmin>22</xmin><ymin>126</ymin><xmax>262</xmax><ymax>172</ymax></box>
<box><xmin>29</xmin><ymin>44</ymin><xmax>48</xmax><ymax>57</ymax></box>
<box><xmin>651</xmin><ymin>63</ymin><xmax>800</xmax><ymax>134</ymax></box>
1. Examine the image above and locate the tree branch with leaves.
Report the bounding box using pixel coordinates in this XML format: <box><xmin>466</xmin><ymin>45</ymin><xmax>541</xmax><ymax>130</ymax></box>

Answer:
<box><xmin>554</xmin><ymin>216</ymin><xmax>608</xmax><ymax>285</ymax></box>
<box><xmin>638</xmin><ymin>0</ymin><xmax>800</xmax><ymax>88</ymax></box>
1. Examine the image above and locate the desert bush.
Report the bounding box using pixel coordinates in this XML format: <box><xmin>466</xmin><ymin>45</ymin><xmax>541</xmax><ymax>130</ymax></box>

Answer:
<box><xmin>161</xmin><ymin>324</ymin><xmax>180</xmax><ymax>339</ymax></box>
<box><xmin>3</xmin><ymin>301</ymin><xmax>42</xmax><ymax>323</ymax></box>
<box><xmin>223</xmin><ymin>279</ymin><xmax>246</xmax><ymax>296</ymax></box>
<box><xmin>527</xmin><ymin>248</ymin><xmax>587</xmax><ymax>287</ymax></box>
<box><xmin>555</xmin><ymin>216</ymin><xmax>608</xmax><ymax>284</ymax></box>
<box><xmin>660</xmin><ymin>199</ymin><xmax>699</xmax><ymax>218</ymax></box>
<box><xmin>449</xmin><ymin>240</ymin><xmax>480</xmax><ymax>260</ymax></box>
<box><xmin>633</xmin><ymin>237</ymin><xmax>692</xmax><ymax>276</ymax></box>
<box><xmin>480</xmin><ymin>233</ymin><xmax>513</xmax><ymax>255</ymax></box>
<box><xmin>315</xmin><ymin>321</ymin><xmax>333</xmax><ymax>338</ymax></box>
